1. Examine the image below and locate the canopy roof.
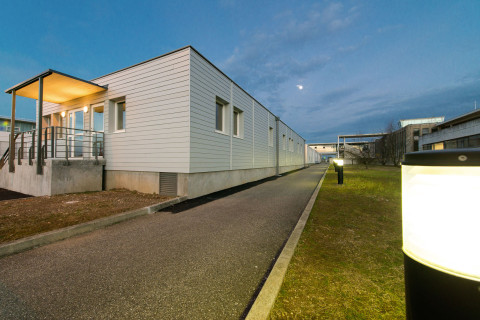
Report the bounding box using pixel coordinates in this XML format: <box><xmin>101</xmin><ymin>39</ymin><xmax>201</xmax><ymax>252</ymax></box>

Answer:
<box><xmin>5</xmin><ymin>69</ymin><xmax>107</xmax><ymax>104</ymax></box>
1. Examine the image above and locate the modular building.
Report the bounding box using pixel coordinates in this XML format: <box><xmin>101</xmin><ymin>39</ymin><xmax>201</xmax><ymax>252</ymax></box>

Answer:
<box><xmin>420</xmin><ymin>109</ymin><xmax>480</xmax><ymax>150</ymax></box>
<box><xmin>1</xmin><ymin>46</ymin><xmax>316</xmax><ymax>198</ymax></box>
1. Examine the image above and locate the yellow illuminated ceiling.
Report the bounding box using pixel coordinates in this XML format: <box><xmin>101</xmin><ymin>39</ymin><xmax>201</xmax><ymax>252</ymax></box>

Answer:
<box><xmin>6</xmin><ymin>70</ymin><xmax>107</xmax><ymax>104</ymax></box>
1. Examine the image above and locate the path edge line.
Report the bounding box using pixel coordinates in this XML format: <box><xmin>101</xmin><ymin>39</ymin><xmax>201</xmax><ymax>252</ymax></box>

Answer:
<box><xmin>245</xmin><ymin>167</ymin><xmax>328</xmax><ymax>320</ymax></box>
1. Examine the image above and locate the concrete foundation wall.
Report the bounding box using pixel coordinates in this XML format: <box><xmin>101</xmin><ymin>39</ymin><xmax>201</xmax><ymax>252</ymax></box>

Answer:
<box><xmin>105</xmin><ymin>170</ymin><xmax>160</xmax><ymax>194</ymax></box>
<box><xmin>178</xmin><ymin>164</ymin><xmax>305</xmax><ymax>199</ymax></box>
<box><xmin>0</xmin><ymin>159</ymin><xmax>105</xmax><ymax>196</ymax></box>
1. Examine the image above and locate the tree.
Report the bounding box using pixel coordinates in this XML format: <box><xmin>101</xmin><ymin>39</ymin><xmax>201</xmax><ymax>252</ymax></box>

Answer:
<box><xmin>344</xmin><ymin>142</ymin><xmax>376</xmax><ymax>169</ymax></box>
<box><xmin>377</xmin><ymin>121</ymin><xmax>403</xmax><ymax>167</ymax></box>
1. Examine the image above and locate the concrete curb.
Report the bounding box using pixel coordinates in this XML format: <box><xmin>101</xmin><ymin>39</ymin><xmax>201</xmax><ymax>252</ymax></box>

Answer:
<box><xmin>245</xmin><ymin>167</ymin><xmax>327</xmax><ymax>320</ymax></box>
<box><xmin>0</xmin><ymin>196</ymin><xmax>188</xmax><ymax>259</ymax></box>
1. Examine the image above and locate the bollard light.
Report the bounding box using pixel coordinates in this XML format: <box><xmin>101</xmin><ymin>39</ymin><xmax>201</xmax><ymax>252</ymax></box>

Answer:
<box><xmin>402</xmin><ymin>149</ymin><xmax>480</xmax><ymax>319</ymax></box>
<box><xmin>333</xmin><ymin>158</ymin><xmax>344</xmax><ymax>184</ymax></box>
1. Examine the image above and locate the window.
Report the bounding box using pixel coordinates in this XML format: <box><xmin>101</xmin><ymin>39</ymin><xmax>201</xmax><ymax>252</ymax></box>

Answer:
<box><xmin>43</xmin><ymin>116</ymin><xmax>51</xmax><ymax>128</ymax></box>
<box><xmin>413</xmin><ymin>129</ymin><xmax>420</xmax><ymax>136</ymax></box>
<box><xmin>422</xmin><ymin>128</ymin><xmax>429</xmax><ymax>135</ymax></box>
<box><xmin>115</xmin><ymin>101</ymin><xmax>126</xmax><ymax>131</ymax></box>
<box><xmin>216</xmin><ymin>102</ymin><xmax>225</xmax><ymax>132</ymax></box>
<box><xmin>5</xmin><ymin>126</ymin><xmax>20</xmax><ymax>133</ymax></box>
<box><xmin>269</xmin><ymin>127</ymin><xmax>274</xmax><ymax>146</ymax></box>
<box><xmin>233</xmin><ymin>107</ymin><xmax>243</xmax><ymax>138</ymax></box>
<box><xmin>469</xmin><ymin>134</ymin><xmax>480</xmax><ymax>148</ymax></box>
<box><xmin>282</xmin><ymin>134</ymin><xmax>286</xmax><ymax>150</ymax></box>
<box><xmin>92</xmin><ymin>104</ymin><xmax>104</xmax><ymax>132</ymax></box>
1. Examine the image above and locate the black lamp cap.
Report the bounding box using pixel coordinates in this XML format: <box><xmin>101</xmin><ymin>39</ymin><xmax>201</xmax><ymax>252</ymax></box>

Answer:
<box><xmin>403</xmin><ymin>148</ymin><xmax>480</xmax><ymax>166</ymax></box>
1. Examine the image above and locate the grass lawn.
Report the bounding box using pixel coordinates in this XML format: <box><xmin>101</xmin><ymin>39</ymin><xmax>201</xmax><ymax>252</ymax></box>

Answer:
<box><xmin>270</xmin><ymin>165</ymin><xmax>405</xmax><ymax>319</ymax></box>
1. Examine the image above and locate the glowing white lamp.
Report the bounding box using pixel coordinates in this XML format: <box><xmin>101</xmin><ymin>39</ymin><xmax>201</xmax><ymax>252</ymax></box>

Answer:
<box><xmin>83</xmin><ymin>106</ymin><xmax>88</xmax><ymax>113</ymax></box>
<box><xmin>61</xmin><ymin>111</ymin><xmax>66</xmax><ymax>117</ymax></box>
<box><xmin>402</xmin><ymin>149</ymin><xmax>480</xmax><ymax>319</ymax></box>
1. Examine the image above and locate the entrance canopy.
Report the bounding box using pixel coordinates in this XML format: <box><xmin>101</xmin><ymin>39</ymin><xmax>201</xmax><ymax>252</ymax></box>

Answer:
<box><xmin>5</xmin><ymin>69</ymin><xmax>107</xmax><ymax>103</ymax></box>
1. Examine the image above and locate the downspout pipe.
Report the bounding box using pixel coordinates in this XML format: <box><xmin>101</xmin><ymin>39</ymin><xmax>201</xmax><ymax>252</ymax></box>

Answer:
<box><xmin>275</xmin><ymin>116</ymin><xmax>280</xmax><ymax>176</ymax></box>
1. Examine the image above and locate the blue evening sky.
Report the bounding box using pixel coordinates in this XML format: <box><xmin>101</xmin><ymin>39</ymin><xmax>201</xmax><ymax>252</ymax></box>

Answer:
<box><xmin>1</xmin><ymin>0</ymin><xmax>479</xmax><ymax>142</ymax></box>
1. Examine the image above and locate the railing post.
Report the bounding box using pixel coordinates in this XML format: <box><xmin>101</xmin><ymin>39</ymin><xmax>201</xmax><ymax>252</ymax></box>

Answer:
<box><xmin>93</xmin><ymin>134</ymin><xmax>97</xmax><ymax>159</ymax></box>
<box><xmin>65</xmin><ymin>131</ymin><xmax>69</xmax><ymax>162</ymax></box>
<box><xmin>32</xmin><ymin>130</ymin><xmax>35</xmax><ymax>161</ymax></box>
<box><xmin>44</xmin><ymin>127</ymin><xmax>48</xmax><ymax>160</ymax></box>
<box><xmin>20</xmin><ymin>132</ymin><xmax>24</xmax><ymax>160</ymax></box>
<box><xmin>51</xmin><ymin>126</ymin><xmax>55</xmax><ymax>158</ymax></box>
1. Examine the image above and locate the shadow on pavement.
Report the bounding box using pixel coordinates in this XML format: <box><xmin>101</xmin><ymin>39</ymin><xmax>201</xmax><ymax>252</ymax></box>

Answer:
<box><xmin>0</xmin><ymin>189</ymin><xmax>32</xmax><ymax>202</ymax></box>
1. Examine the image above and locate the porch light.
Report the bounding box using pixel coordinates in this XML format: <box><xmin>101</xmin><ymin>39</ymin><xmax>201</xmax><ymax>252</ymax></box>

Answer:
<box><xmin>83</xmin><ymin>106</ymin><xmax>88</xmax><ymax>113</ymax></box>
<box><xmin>402</xmin><ymin>149</ymin><xmax>480</xmax><ymax>319</ymax></box>
<box><xmin>61</xmin><ymin>111</ymin><xmax>66</xmax><ymax>117</ymax></box>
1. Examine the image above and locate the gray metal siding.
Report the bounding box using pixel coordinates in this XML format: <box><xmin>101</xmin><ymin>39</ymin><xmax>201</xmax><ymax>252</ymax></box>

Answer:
<box><xmin>41</xmin><ymin>48</ymin><xmax>191</xmax><ymax>173</ymax></box>
<box><xmin>189</xmin><ymin>50</ymin><xmax>304</xmax><ymax>173</ymax></box>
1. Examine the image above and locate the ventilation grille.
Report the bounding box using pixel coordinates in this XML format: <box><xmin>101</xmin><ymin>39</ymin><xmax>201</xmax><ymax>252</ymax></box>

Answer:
<box><xmin>160</xmin><ymin>172</ymin><xmax>177</xmax><ymax>196</ymax></box>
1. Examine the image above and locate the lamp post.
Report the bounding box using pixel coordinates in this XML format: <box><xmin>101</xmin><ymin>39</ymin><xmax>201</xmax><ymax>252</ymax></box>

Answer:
<box><xmin>402</xmin><ymin>149</ymin><xmax>480</xmax><ymax>319</ymax></box>
<box><xmin>333</xmin><ymin>158</ymin><xmax>344</xmax><ymax>184</ymax></box>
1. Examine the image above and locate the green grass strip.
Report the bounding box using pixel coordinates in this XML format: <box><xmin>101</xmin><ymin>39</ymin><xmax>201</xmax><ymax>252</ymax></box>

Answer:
<box><xmin>270</xmin><ymin>165</ymin><xmax>405</xmax><ymax>319</ymax></box>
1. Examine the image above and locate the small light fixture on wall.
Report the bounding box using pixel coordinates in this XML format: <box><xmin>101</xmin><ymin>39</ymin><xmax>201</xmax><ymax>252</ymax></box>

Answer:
<box><xmin>402</xmin><ymin>149</ymin><xmax>480</xmax><ymax>319</ymax></box>
<box><xmin>61</xmin><ymin>111</ymin><xmax>66</xmax><ymax>118</ymax></box>
<box><xmin>83</xmin><ymin>106</ymin><xmax>88</xmax><ymax>113</ymax></box>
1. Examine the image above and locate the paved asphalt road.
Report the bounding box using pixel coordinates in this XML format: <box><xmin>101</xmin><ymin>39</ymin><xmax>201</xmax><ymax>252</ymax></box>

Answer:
<box><xmin>0</xmin><ymin>165</ymin><xmax>327</xmax><ymax>320</ymax></box>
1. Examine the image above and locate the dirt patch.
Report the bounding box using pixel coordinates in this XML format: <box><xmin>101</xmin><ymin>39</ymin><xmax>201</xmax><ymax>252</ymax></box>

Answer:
<box><xmin>0</xmin><ymin>189</ymin><xmax>173</xmax><ymax>244</ymax></box>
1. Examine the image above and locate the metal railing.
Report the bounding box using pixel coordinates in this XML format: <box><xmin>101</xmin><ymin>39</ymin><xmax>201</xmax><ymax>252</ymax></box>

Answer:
<box><xmin>13</xmin><ymin>126</ymin><xmax>104</xmax><ymax>165</ymax></box>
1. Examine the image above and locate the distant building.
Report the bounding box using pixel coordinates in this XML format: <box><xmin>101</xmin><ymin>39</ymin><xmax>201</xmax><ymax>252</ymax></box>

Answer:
<box><xmin>375</xmin><ymin>117</ymin><xmax>444</xmax><ymax>164</ymax></box>
<box><xmin>0</xmin><ymin>116</ymin><xmax>36</xmax><ymax>155</ymax></box>
<box><xmin>0</xmin><ymin>115</ymin><xmax>36</xmax><ymax>133</ymax></box>
<box><xmin>308</xmin><ymin>141</ymin><xmax>375</xmax><ymax>164</ymax></box>
<box><xmin>399</xmin><ymin>117</ymin><xmax>445</xmax><ymax>128</ymax></box>
<box><xmin>420</xmin><ymin>109</ymin><xmax>480</xmax><ymax>150</ymax></box>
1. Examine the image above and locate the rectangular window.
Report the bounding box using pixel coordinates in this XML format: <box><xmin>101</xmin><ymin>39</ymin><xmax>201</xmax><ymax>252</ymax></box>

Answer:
<box><xmin>216</xmin><ymin>102</ymin><xmax>224</xmax><ymax>132</ymax></box>
<box><xmin>233</xmin><ymin>110</ymin><xmax>239</xmax><ymax>136</ymax></box>
<box><xmin>444</xmin><ymin>140</ymin><xmax>456</xmax><ymax>149</ymax></box>
<box><xmin>469</xmin><ymin>134</ymin><xmax>480</xmax><ymax>148</ymax></box>
<box><xmin>268</xmin><ymin>127</ymin><xmax>274</xmax><ymax>146</ymax></box>
<box><xmin>92</xmin><ymin>104</ymin><xmax>104</xmax><ymax>132</ymax></box>
<box><xmin>43</xmin><ymin>116</ymin><xmax>51</xmax><ymax>128</ymax></box>
<box><xmin>422</xmin><ymin>128</ymin><xmax>429</xmax><ymax>135</ymax></box>
<box><xmin>433</xmin><ymin>142</ymin><xmax>444</xmax><ymax>150</ymax></box>
<box><xmin>413</xmin><ymin>129</ymin><xmax>420</xmax><ymax>136</ymax></box>
<box><xmin>233</xmin><ymin>107</ymin><xmax>243</xmax><ymax>138</ymax></box>
<box><xmin>116</xmin><ymin>101</ymin><xmax>126</xmax><ymax>131</ymax></box>
<box><xmin>282</xmin><ymin>134</ymin><xmax>286</xmax><ymax>150</ymax></box>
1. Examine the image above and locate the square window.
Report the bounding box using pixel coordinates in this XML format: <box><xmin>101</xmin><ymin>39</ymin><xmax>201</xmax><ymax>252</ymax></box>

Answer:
<box><xmin>116</xmin><ymin>101</ymin><xmax>126</xmax><ymax>131</ymax></box>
